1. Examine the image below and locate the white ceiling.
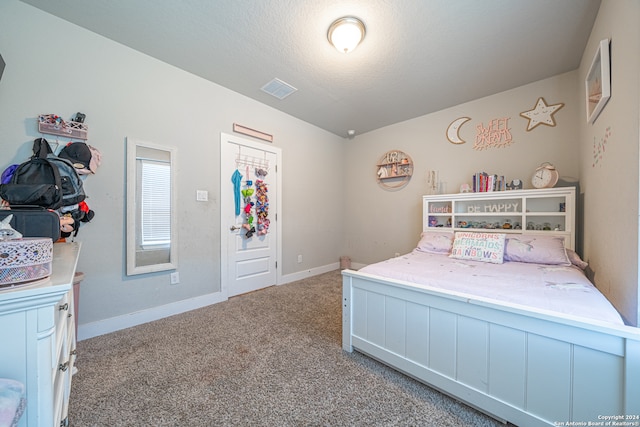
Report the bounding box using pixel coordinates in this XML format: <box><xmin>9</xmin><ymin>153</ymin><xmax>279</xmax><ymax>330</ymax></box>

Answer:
<box><xmin>21</xmin><ymin>0</ymin><xmax>601</xmax><ymax>137</ymax></box>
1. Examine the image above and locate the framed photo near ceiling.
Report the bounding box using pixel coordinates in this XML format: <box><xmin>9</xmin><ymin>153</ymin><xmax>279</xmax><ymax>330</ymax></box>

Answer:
<box><xmin>585</xmin><ymin>39</ymin><xmax>611</xmax><ymax>124</ymax></box>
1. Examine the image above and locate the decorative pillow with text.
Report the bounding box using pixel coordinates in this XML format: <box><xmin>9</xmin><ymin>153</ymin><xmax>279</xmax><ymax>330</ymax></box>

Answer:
<box><xmin>450</xmin><ymin>232</ymin><xmax>505</xmax><ymax>264</ymax></box>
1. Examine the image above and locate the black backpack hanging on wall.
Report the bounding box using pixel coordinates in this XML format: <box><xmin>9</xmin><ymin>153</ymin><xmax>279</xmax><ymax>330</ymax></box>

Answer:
<box><xmin>0</xmin><ymin>138</ymin><xmax>85</xmax><ymax>209</ymax></box>
<box><xmin>0</xmin><ymin>144</ymin><xmax>64</xmax><ymax>209</ymax></box>
<box><xmin>41</xmin><ymin>142</ymin><xmax>86</xmax><ymax>206</ymax></box>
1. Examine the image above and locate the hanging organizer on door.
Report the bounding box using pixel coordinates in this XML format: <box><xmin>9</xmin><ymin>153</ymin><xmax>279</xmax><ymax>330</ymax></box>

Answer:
<box><xmin>254</xmin><ymin>167</ymin><xmax>269</xmax><ymax>236</ymax></box>
<box><xmin>234</xmin><ymin>150</ymin><xmax>270</xmax><ymax>239</ymax></box>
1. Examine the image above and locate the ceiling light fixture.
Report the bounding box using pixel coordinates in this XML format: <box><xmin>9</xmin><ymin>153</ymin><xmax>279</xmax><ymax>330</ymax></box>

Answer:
<box><xmin>327</xmin><ymin>17</ymin><xmax>366</xmax><ymax>54</ymax></box>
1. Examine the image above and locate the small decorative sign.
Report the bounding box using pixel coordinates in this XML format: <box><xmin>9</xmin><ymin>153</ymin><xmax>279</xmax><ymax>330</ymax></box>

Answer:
<box><xmin>474</xmin><ymin>117</ymin><xmax>513</xmax><ymax>150</ymax></box>
<box><xmin>446</xmin><ymin>117</ymin><xmax>471</xmax><ymax>144</ymax></box>
<box><xmin>233</xmin><ymin>123</ymin><xmax>273</xmax><ymax>142</ymax></box>
<box><xmin>467</xmin><ymin>202</ymin><xmax>519</xmax><ymax>213</ymax></box>
<box><xmin>592</xmin><ymin>126</ymin><xmax>612</xmax><ymax>167</ymax></box>
<box><xmin>430</xmin><ymin>206</ymin><xmax>452</xmax><ymax>213</ymax></box>
<box><xmin>519</xmin><ymin>98</ymin><xmax>564</xmax><ymax>131</ymax></box>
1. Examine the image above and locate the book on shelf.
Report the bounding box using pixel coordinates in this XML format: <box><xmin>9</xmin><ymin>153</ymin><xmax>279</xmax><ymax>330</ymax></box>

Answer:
<box><xmin>473</xmin><ymin>172</ymin><xmax>505</xmax><ymax>192</ymax></box>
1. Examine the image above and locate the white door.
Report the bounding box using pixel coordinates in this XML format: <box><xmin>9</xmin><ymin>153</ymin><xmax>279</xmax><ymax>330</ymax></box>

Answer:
<box><xmin>220</xmin><ymin>133</ymin><xmax>280</xmax><ymax>297</ymax></box>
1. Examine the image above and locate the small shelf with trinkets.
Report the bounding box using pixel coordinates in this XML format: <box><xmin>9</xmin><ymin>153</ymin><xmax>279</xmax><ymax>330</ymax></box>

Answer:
<box><xmin>376</xmin><ymin>150</ymin><xmax>413</xmax><ymax>189</ymax></box>
<box><xmin>423</xmin><ymin>187</ymin><xmax>575</xmax><ymax>249</ymax></box>
<box><xmin>38</xmin><ymin>113</ymin><xmax>88</xmax><ymax>140</ymax></box>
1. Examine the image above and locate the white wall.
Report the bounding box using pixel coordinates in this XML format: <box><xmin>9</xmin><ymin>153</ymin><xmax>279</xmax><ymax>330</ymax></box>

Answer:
<box><xmin>0</xmin><ymin>1</ymin><xmax>345</xmax><ymax>333</ymax></box>
<box><xmin>578</xmin><ymin>0</ymin><xmax>640</xmax><ymax>326</ymax></box>
<box><xmin>343</xmin><ymin>72</ymin><xmax>580</xmax><ymax>262</ymax></box>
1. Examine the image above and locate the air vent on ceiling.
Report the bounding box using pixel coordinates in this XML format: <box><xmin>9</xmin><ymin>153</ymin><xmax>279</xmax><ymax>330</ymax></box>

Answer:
<box><xmin>261</xmin><ymin>78</ymin><xmax>297</xmax><ymax>100</ymax></box>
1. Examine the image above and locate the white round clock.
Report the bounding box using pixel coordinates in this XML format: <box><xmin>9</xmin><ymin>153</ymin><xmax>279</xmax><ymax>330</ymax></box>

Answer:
<box><xmin>531</xmin><ymin>162</ymin><xmax>559</xmax><ymax>189</ymax></box>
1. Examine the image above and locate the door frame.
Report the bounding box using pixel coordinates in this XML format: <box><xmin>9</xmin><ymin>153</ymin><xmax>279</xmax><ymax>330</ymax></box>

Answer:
<box><xmin>219</xmin><ymin>132</ymin><xmax>282</xmax><ymax>298</ymax></box>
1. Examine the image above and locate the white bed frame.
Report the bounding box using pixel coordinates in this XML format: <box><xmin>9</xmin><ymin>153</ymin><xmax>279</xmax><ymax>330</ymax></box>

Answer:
<box><xmin>342</xmin><ymin>270</ymin><xmax>640</xmax><ymax>426</ymax></box>
<box><xmin>343</xmin><ymin>188</ymin><xmax>640</xmax><ymax>425</ymax></box>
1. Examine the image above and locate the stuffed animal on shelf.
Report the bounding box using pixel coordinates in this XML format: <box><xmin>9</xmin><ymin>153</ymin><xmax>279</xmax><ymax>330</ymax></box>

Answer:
<box><xmin>506</xmin><ymin>179</ymin><xmax>523</xmax><ymax>190</ymax></box>
<box><xmin>459</xmin><ymin>183</ymin><xmax>472</xmax><ymax>193</ymax></box>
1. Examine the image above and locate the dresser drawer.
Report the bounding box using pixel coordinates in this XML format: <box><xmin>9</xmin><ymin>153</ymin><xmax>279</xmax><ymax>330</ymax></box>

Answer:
<box><xmin>53</xmin><ymin>350</ymin><xmax>72</xmax><ymax>427</ymax></box>
<box><xmin>53</xmin><ymin>287</ymin><xmax>75</xmax><ymax>427</ymax></box>
<box><xmin>54</xmin><ymin>292</ymin><xmax>71</xmax><ymax>361</ymax></box>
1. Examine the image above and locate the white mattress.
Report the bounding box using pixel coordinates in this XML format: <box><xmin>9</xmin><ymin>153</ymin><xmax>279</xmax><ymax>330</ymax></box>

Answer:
<box><xmin>359</xmin><ymin>250</ymin><xmax>624</xmax><ymax>325</ymax></box>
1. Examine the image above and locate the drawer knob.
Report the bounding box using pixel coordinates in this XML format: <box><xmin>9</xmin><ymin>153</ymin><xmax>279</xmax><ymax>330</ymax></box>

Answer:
<box><xmin>58</xmin><ymin>362</ymin><xmax>69</xmax><ymax>372</ymax></box>
<box><xmin>59</xmin><ymin>303</ymin><xmax>69</xmax><ymax>311</ymax></box>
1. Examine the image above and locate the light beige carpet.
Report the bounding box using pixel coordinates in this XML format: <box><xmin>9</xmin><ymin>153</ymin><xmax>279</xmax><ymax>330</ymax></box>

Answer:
<box><xmin>69</xmin><ymin>270</ymin><xmax>503</xmax><ymax>426</ymax></box>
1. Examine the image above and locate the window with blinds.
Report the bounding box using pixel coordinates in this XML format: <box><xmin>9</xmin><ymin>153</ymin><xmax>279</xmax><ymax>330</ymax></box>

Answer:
<box><xmin>140</xmin><ymin>159</ymin><xmax>171</xmax><ymax>246</ymax></box>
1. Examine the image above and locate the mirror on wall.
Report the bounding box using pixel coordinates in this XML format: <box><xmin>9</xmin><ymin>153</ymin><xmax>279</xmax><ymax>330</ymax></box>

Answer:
<box><xmin>126</xmin><ymin>138</ymin><xmax>177</xmax><ymax>275</ymax></box>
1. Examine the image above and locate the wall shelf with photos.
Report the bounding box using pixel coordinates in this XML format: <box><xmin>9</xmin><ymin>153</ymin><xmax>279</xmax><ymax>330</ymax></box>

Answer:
<box><xmin>376</xmin><ymin>150</ymin><xmax>413</xmax><ymax>190</ymax></box>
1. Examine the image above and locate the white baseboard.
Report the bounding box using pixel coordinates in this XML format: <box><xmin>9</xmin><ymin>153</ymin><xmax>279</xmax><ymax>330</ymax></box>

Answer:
<box><xmin>78</xmin><ymin>262</ymin><xmax>341</xmax><ymax>341</ymax></box>
<box><xmin>279</xmin><ymin>262</ymin><xmax>340</xmax><ymax>285</ymax></box>
<box><xmin>78</xmin><ymin>291</ymin><xmax>227</xmax><ymax>341</ymax></box>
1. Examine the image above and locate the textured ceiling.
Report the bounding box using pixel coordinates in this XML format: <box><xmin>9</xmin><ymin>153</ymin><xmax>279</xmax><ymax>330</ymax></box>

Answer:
<box><xmin>21</xmin><ymin>0</ymin><xmax>601</xmax><ymax>137</ymax></box>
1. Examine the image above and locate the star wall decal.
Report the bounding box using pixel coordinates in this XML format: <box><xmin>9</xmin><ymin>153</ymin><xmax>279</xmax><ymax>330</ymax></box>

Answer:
<box><xmin>519</xmin><ymin>97</ymin><xmax>564</xmax><ymax>131</ymax></box>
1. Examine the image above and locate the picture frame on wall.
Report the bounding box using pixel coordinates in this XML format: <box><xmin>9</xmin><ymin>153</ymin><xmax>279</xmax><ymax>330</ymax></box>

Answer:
<box><xmin>585</xmin><ymin>39</ymin><xmax>611</xmax><ymax>124</ymax></box>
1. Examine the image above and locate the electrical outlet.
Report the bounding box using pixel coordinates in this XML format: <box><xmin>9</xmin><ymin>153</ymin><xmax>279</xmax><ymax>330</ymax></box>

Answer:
<box><xmin>170</xmin><ymin>272</ymin><xmax>180</xmax><ymax>285</ymax></box>
<box><xmin>196</xmin><ymin>190</ymin><xmax>208</xmax><ymax>201</ymax></box>
<box><xmin>297</xmin><ymin>254</ymin><xmax>303</xmax><ymax>263</ymax></box>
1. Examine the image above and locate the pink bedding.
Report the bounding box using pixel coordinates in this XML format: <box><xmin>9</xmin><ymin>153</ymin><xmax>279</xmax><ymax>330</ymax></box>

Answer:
<box><xmin>359</xmin><ymin>249</ymin><xmax>624</xmax><ymax>325</ymax></box>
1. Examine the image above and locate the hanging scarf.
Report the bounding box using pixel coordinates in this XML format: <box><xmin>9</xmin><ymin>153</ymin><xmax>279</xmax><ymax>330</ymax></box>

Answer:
<box><xmin>231</xmin><ymin>169</ymin><xmax>242</xmax><ymax>215</ymax></box>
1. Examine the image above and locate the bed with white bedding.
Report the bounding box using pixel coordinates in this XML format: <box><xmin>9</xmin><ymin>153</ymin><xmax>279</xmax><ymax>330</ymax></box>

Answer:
<box><xmin>358</xmin><ymin>248</ymin><xmax>624</xmax><ymax>325</ymax></box>
<box><xmin>342</xmin><ymin>230</ymin><xmax>640</xmax><ymax>426</ymax></box>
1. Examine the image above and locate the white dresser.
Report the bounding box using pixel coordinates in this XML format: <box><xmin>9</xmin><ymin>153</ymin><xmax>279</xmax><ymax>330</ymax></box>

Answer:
<box><xmin>0</xmin><ymin>242</ymin><xmax>81</xmax><ymax>427</ymax></box>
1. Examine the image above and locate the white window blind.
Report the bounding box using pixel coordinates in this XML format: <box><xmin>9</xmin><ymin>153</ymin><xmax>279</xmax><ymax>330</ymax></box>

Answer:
<box><xmin>141</xmin><ymin>160</ymin><xmax>171</xmax><ymax>246</ymax></box>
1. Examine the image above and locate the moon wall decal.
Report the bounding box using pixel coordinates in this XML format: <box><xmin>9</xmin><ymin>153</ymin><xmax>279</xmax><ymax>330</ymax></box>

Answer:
<box><xmin>446</xmin><ymin>117</ymin><xmax>471</xmax><ymax>144</ymax></box>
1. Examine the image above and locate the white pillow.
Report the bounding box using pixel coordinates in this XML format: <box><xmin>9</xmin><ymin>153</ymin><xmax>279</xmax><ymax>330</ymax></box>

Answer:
<box><xmin>416</xmin><ymin>231</ymin><xmax>454</xmax><ymax>254</ymax></box>
<box><xmin>450</xmin><ymin>232</ymin><xmax>505</xmax><ymax>264</ymax></box>
<box><xmin>504</xmin><ymin>235</ymin><xmax>570</xmax><ymax>266</ymax></box>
